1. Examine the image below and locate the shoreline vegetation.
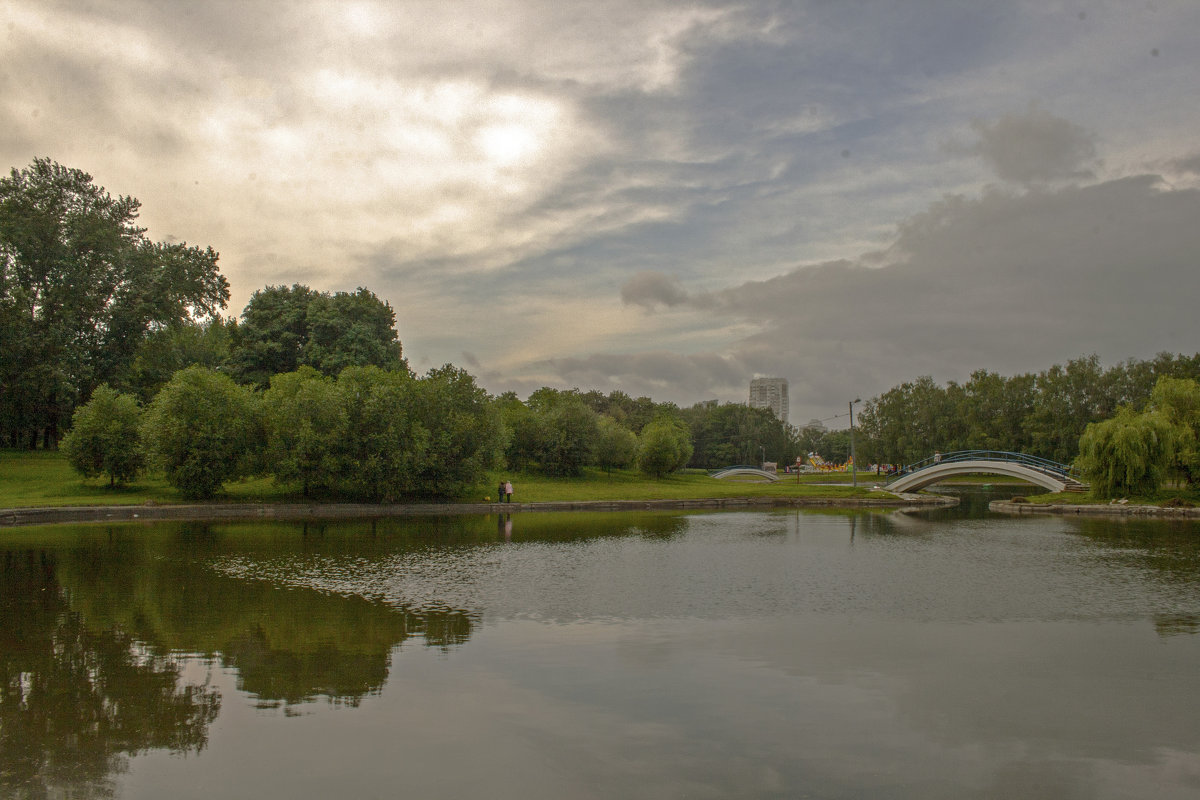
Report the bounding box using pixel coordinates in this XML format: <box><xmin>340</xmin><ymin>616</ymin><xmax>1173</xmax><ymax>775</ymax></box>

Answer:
<box><xmin>6</xmin><ymin>450</ymin><xmax>1198</xmax><ymax>526</ymax></box>
<box><xmin>2</xmin><ymin>449</ymin><xmax>950</xmax><ymax>526</ymax></box>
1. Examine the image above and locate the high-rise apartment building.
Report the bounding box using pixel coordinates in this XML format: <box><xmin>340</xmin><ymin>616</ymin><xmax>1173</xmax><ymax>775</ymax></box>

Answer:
<box><xmin>749</xmin><ymin>377</ymin><xmax>788</xmax><ymax>423</ymax></box>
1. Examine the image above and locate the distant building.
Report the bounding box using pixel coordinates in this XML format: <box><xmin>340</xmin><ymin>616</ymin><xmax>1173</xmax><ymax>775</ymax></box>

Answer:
<box><xmin>803</xmin><ymin>418</ymin><xmax>827</xmax><ymax>432</ymax></box>
<box><xmin>749</xmin><ymin>377</ymin><xmax>788</xmax><ymax>423</ymax></box>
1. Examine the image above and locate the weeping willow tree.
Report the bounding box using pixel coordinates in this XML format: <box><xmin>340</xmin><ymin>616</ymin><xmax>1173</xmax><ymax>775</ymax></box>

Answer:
<box><xmin>1148</xmin><ymin>377</ymin><xmax>1200</xmax><ymax>486</ymax></box>
<box><xmin>1076</xmin><ymin>406</ymin><xmax>1178</xmax><ymax>498</ymax></box>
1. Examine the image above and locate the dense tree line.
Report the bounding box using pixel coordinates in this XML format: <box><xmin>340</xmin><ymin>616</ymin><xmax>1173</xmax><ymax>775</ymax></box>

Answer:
<box><xmin>66</xmin><ymin>364</ymin><xmax>503</xmax><ymax>500</ymax></box>
<box><xmin>855</xmin><ymin>353</ymin><xmax>1200</xmax><ymax>467</ymax></box>
<box><xmin>497</xmin><ymin>387</ymin><xmax>691</xmax><ymax>478</ymax></box>
<box><xmin>65</xmin><ymin>371</ymin><xmax>707</xmax><ymax>498</ymax></box>
<box><xmin>680</xmin><ymin>401</ymin><xmax>800</xmax><ymax>468</ymax></box>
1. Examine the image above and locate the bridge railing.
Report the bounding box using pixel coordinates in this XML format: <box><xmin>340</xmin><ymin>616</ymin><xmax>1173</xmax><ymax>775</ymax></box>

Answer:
<box><xmin>885</xmin><ymin>450</ymin><xmax>1079</xmax><ymax>484</ymax></box>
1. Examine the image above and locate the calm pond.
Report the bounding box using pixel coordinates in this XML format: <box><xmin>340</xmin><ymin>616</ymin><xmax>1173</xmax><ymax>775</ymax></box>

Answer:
<box><xmin>3</xmin><ymin>489</ymin><xmax>1199</xmax><ymax>799</ymax></box>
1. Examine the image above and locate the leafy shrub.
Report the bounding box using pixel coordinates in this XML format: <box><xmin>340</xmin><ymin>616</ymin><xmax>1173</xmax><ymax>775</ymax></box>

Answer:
<box><xmin>262</xmin><ymin>367</ymin><xmax>345</xmax><ymax>497</ymax></box>
<box><xmin>142</xmin><ymin>366</ymin><xmax>262</xmax><ymax>499</ymax></box>
<box><xmin>60</xmin><ymin>385</ymin><xmax>144</xmax><ymax>486</ymax></box>
<box><xmin>637</xmin><ymin>417</ymin><xmax>694</xmax><ymax>478</ymax></box>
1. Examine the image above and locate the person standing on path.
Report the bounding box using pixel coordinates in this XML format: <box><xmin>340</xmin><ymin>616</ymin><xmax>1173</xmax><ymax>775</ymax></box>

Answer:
<box><xmin>504</xmin><ymin>480</ymin><xmax>513</xmax><ymax>503</ymax></box>
<box><xmin>497</xmin><ymin>480</ymin><xmax>505</xmax><ymax>503</ymax></box>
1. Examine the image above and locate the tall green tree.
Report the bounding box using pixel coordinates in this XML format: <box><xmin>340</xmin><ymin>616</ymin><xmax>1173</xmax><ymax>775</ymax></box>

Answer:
<box><xmin>499</xmin><ymin>394</ymin><xmax>546</xmax><ymax>472</ymax></box>
<box><xmin>227</xmin><ymin>284</ymin><xmax>319</xmax><ymax>386</ymax></box>
<box><xmin>683</xmin><ymin>401</ymin><xmax>797</xmax><ymax>468</ymax></box>
<box><xmin>124</xmin><ymin>318</ymin><xmax>235</xmax><ymax>403</ymax></box>
<box><xmin>228</xmin><ymin>284</ymin><xmax>403</xmax><ymax>386</ymax></box>
<box><xmin>304</xmin><ymin>288</ymin><xmax>404</xmax><ymax>376</ymax></box>
<box><xmin>0</xmin><ymin>158</ymin><xmax>229</xmax><ymax>447</ymax></box>
<box><xmin>1023</xmin><ymin>355</ymin><xmax>1113</xmax><ymax>462</ymax></box>
<box><xmin>1148</xmin><ymin>376</ymin><xmax>1200</xmax><ymax>486</ymax></box>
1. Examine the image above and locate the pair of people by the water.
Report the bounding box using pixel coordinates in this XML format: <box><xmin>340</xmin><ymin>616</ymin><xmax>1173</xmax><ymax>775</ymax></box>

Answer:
<box><xmin>496</xmin><ymin>480</ymin><xmax>513</xmax><ymax>502</ymax></box>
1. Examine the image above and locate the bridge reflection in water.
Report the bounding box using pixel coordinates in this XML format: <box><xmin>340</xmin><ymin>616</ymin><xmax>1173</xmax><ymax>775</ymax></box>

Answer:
<box><xmin>886</xmin><ymin>450</ymin><xmax>1087</xmax><ymax>494</ymax></box>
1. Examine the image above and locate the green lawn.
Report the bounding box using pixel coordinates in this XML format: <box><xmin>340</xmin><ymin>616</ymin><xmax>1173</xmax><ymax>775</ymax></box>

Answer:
<box><xmin>1</xmin><ymin>450</ymin><xmax>877</xmax><ymax>509</ymax></box>
<box><xmin>0</xmin><ymin>450</ymin><xmax>295</xmax><ymax>508</ymax></box>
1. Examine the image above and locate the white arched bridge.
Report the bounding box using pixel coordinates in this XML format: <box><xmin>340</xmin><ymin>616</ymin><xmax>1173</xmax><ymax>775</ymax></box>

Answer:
<box><xmin>710</xmin><ymin>465</ymin><xmax>781</xmax><ymax>482</ymax></box>
<box><xmin>885</xmin><ymin>450</ymin><xmax>1088</xmax><ymax>494</ymax></box>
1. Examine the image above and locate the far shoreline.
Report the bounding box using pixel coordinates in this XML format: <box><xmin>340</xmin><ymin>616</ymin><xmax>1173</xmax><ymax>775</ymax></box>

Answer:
<box><xmin>1</xmin><ymin>493</ymin><xmax>955</xmax><ymax>528</ymax></box>
<box><xmin>990</xmin><ymin>499</ymin><xmax>1200</xmax><ymax>519</ymax></box>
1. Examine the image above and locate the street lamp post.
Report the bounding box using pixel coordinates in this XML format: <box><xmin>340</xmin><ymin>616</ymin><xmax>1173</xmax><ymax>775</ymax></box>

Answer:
<box><xmin>849</xmin><ymin>398</ymin><xmax>861</xmax><ymax>488</ymax></box>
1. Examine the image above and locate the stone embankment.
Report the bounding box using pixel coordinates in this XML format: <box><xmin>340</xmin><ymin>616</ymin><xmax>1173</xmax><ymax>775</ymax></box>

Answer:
<box><xmin>990</xmin><ymin>500</ymin><xmax>1200</xmax><ymax>518</ymax></box>
<box><xmin>1</xmin><ymin>493</ymin><xmax>954</xmax><ymax>527</ymax></box>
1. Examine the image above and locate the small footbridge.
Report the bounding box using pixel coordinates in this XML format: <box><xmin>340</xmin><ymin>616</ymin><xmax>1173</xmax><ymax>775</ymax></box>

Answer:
<box><xmin>710</xmin><ymin>465</ymin><xmax>781</xmax><ymax>482</ymax></box>
<box><xmin>886</xmin><ymin>450</ymin><xmax>1087</xmax><ymax>494</ymax></box>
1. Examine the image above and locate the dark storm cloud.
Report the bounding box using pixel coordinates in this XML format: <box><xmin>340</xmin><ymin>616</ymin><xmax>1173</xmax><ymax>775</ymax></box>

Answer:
<box><xmin>1170</xmin><ymin>153</ymin><xmax>1200</xmax><ymax>175</ymax></box>
<box><xmin>541</xmin><ymin>351</ymin><xmax>748</xmax><ymax>401</ymax></box>
<box><xmin>690</xmin><ymin>171</ymin><xmax>1200</xmax><ymax>408</ymax></box>
<box><xmin>620</xmin><ymin>271</ymin><xmax>690</xmax><ymax>309</ymax></box>
<box><xmin>967</xmin><ymin>107</ymin><xmax>1098</xmax><ymax>185</ymax></box>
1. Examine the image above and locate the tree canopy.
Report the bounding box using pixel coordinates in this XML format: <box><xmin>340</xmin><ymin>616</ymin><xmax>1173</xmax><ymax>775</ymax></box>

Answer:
<box><xmin>0</xmin><ymin>158</ymin><xmax>229</xmax><ymax>448</ymax></box>
<box><xmin>228</xmin><ymin>284</ymin><xmax>403</xmax><ymax>387</ymax></box>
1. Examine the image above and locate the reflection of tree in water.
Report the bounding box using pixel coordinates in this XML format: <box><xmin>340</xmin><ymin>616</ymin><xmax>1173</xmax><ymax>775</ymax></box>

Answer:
<box><xmin>491</xmin><ymin>511</ymin><xmax>690</xmax><ymax>542</ymax></box>
<box><xmin>0</xmin><ymin>550</ymin><xmax>220</xmax><ymax>800</ymax></box>
<box><xmin>220</xmin><ymin>601</ymin><xmax>473</xmax><ymax>705</ymax></box>
<box><xmin>1154</xmin><ymin>613</ymin><xmax>1200</xmax><ymax>638</ymax></box>
<box><xmin>53</xmin><ymin>532</ymin><xmax>475</xmax><ymax>707</ymax></box>
<box><xmin>1069</xmin><ymin>517</ymin><xmax>1200</xmax><ymax>597</ymax></box>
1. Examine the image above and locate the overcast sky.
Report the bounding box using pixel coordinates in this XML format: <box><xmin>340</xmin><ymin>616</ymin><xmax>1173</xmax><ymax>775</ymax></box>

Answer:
<box><xmin>5</xmin><ymin>1</ymin><xmax>1199</xmax><ymax>421</ymax></box>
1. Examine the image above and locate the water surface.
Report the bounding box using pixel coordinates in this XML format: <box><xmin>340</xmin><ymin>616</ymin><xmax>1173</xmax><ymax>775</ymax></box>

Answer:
<box><xmin>3</xmin><ymin>489</ymin><xmax>1199</xmax><ymax>798</ymax></box>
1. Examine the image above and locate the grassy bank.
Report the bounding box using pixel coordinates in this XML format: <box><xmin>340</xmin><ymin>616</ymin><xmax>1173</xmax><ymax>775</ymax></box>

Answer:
<box><xmin>1016</xmin><ymin>487</ymin><xmax>1200</xmax><ymax>507</ymax></box>
<box><xmin>1</xmin><ymin>450</ymin><xmax>876</xmax><ymax>509</ymax></box>
<box><xmin>0</xmin><ymin>449</ymin><xmax>292</xmax><ymax>508</ymax></box>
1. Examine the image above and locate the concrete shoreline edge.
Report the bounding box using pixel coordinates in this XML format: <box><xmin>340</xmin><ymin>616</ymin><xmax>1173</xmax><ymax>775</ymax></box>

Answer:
<box><xmin>990</xmin><ymin>500</ymin><xmax>1200</xmax><ymax>518</ymax></box>
<box><xmin>1</xmin><ymin>494</ymin><xmax>956</xmax><ymax>528</ymax></box>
